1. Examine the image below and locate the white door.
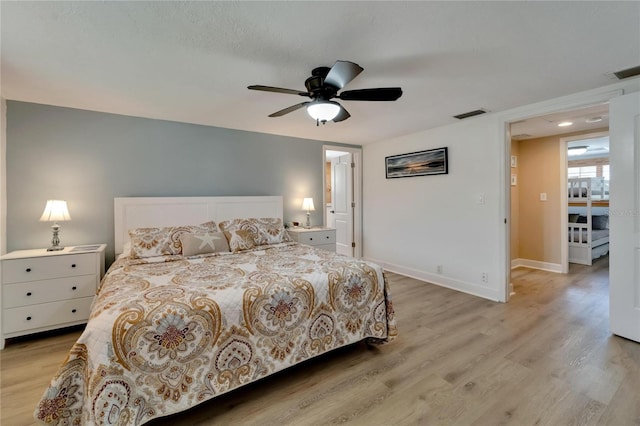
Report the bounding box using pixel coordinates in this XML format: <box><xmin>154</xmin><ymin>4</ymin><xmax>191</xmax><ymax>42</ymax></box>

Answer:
<box><xmin>609</xmin><ymin>91</ymin><xmax>640</xmax><ymax>343</ymax></box>
<box><xmin>332</xmin><ymin>153</ymin><xmax>353</xmax><ymax>256</ymax></box>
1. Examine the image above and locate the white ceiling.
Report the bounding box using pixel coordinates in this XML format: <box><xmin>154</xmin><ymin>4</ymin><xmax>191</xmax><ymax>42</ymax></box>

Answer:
<box><xmin>1</xmin><ymin>1</ymin><xmax>639</xmax><ymax>145</ymax></box>
<box><xmin>510</xmin><ymin>103</ymin><xmax>610</xmax><ymax>140</ymax></box>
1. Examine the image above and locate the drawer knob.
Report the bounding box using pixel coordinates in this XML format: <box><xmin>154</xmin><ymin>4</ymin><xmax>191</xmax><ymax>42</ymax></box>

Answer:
<box><xmin>26</xmin><ymin>268</ymin><xmax>32</xmax><ymax>272</ymax></box>
<box><xmin>26</xmin><ymin>292</ymin><xmax>32</xmax><ymax>296</ymax></box>
<box><xmin>26</xmin><ymin>316</ymin><xmax>32</xmax><ymax>321</ymax></box>
<box><xmin>71</xmin><ymin>264</ymin><xmax>77</xmax><ymax>268</ymax></box>
<box><xmin>72</xmin><ymin>309</ymin><xmax>77</xmax><ymax>313</ymax></box>
<box><xmin>326</xmin><ymin>236</ymin><xmax>329</xmax><ymax>239</ymax></box>
<box><xmin>310</xmin><ymin>237</ymin><xmax>313</xmax><ymax>241</ymax></box>
<box><xmin>72</xmin><ymin>286</ymin><xmax>77</xmax><ymax>290</ymax></box>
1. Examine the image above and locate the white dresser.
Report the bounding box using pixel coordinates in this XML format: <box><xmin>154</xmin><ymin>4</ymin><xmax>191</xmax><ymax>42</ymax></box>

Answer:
<box><xmin>0</xmin><ymin>244</ymin><xmax>106</xmax><ymax>349</ymax></box>
<box><xmin>287</xmin><ymin>227</ymin><xmax>336</xmax><ymax>252</ymax></box>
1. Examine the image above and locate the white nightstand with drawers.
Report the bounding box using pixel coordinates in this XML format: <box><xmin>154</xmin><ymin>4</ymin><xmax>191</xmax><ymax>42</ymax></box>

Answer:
<box><xmin>0</xmin><ymin>244</ymin><xmax>106</xmax><ymax>349</ymax></box>
<box><xmin>287</xmin><ymin>227</ymin><xmax>336</xmax><ymax>252</ymax></box>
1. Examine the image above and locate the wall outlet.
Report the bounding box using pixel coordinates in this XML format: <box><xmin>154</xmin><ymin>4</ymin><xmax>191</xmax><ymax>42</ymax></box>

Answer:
<box><xmin>437</xmin><ymin>265</ymin><xmax>443</xmax><ymax>274</ymax></box>
<box><xmin>481</xmin><ymin>272</ymin><xmax>488</xmax><ymax>283</ymax></box>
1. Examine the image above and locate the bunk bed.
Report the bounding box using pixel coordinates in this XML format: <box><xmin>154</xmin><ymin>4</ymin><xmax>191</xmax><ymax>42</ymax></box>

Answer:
<box><xmin>568</xmin><ymin>177</ymin><xmax>609</xmax><ymax>265</ymax></box>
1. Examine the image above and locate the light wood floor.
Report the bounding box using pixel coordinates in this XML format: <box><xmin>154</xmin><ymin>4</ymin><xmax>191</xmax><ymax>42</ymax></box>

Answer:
<box><xmin>2</xmin><ymin>256</ymin><xmax>639</xmax><ymax>425</ymax></box>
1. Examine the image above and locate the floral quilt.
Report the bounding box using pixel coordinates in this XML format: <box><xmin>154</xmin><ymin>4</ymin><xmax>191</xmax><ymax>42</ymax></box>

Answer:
<box><xmin>35</xmin><ymin>242</ymin><xmax>397</xmax><ymax>425</ymax></box>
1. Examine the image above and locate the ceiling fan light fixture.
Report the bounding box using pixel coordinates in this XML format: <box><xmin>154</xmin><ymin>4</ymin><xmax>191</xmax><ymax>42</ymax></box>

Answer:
<box><xmin>307</xmin><ymin>101</ymin><xmax>340</xmax><ymax>122</ymax></box>
<box><xmin>568</xmin><ymin>146</ymin><xmax>588</xmax><ymax>156</ymax></box>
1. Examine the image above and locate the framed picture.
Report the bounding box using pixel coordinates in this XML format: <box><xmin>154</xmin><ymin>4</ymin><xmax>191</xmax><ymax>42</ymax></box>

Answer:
<box><xmin>385</xmin><ymin>147</ymin><xmax>448</xmax><ymax>179</ymax></box>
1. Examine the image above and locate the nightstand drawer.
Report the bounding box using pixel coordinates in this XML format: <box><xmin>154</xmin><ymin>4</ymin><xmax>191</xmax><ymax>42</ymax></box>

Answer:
<box><xmin>3</xmin><ymin>275</ymin><xmax>96</xmax><ymax>308</ymax></box>
<box><xmin>296</xmin><ymin>230</ymin><xmax>336</xmax><ymax>245</ymax></box>
<box><xmin>3</xmin><ymin>296</ymin><xmax>94</xmax><ymax>334</ymax></box>
<box><xmin>2</xmin><ymin>253</ymin><xmax>95</xmax><ymax>283</ymax></box>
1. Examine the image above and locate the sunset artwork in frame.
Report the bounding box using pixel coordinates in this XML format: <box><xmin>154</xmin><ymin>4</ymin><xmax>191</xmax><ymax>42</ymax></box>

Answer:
<box><xmin>385</xmin><ymin>147</ymin><xmax>448</xmax><ymax>178</ymax></box>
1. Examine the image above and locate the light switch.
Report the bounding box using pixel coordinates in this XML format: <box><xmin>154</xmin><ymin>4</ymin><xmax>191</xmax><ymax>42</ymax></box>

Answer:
<box><xmin>477</xmin><ymin>193</ymin><xmax>485</xmax><ymax>204</ymax></box>
<box><xmin>540</xmin><ymin>193</ymin><xmax>547</xmax><ymax>201</ymax></box>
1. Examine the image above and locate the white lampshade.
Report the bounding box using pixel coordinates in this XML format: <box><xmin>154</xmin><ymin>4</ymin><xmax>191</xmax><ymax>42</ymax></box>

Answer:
<box><xmin>39</xmin><ymin>200</ymin><xmax>71</xmax><ymax>222</ymax></box>
<box><xmin>301</xmin><ymin>197</ymin><xmax>315</xmax><ymax>212</ymax></box>
<box><xmin>307</xmin><ymin>101</ymin><xmax>340</xmax><ymax>122</ymax></box>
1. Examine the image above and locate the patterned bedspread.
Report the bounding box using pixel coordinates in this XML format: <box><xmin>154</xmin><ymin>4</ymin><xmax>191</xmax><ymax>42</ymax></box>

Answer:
<box><xmin>35</xmin><ymin>242</ymin><xmax>397</xmax><ymax>425</ymax></box>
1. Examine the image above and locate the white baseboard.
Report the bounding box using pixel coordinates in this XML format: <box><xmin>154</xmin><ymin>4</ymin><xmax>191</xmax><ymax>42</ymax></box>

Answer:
<box><xmin>511</xmin><ymin>258</ymin><xmax>563</xmax><ymax>273</ymax></box>
<box><xmin>365</xmin><ymin>257</ymin><xmax>502</xmax><ymax>302</ymax></box>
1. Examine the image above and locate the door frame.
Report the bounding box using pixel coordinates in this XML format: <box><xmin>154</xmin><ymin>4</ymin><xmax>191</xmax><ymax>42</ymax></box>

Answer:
<box><xmin>559</xmin><ymin>130</ymin><xmax>610</xmax><ymax>273</ymax></box>
<box><xmin>323</xmin><ymin>145</ymin><xmax>362</xmax><ymax>258</ymax></box>
<box><xmin>500</xmin><ymin>88</ymin><xmax>623</xmax><ymax>302</ymax></box>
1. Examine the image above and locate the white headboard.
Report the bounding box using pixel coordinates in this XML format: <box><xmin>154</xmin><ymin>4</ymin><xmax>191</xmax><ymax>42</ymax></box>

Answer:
<box><xmin>114</xmin><ymin>196</ymin><xmax>283</xmax><ymax>254</ymax></box>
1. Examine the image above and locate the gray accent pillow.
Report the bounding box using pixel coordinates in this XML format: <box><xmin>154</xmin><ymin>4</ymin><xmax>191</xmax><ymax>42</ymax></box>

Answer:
<box><xmin>592</xmin><ymin>215</ymin><xmax>608</xmax><ymax>230</ymax></box>
<box><xmin>180</xmin><ymin>232</ymin><xmax>230</xmax><ymax>256</ymax></box>
<box><xmin>568</xmin><ymin>213</ymin><xmax>579</xmax><ymax>223</ymax></box>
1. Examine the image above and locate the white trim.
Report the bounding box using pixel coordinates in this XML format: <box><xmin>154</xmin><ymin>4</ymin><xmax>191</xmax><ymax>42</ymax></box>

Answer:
<box><xmin>1</xmin><ymin>98</ymin><xmax>6</xmax><ymax>255</ymax></box>
<box><xmin>322</xmin><ymin>145</ymin><xmax>363</xmax><ymax>258</ymax></box>
<box><xmin>511</xmin><ymin>258</ymin><xmax>563</xmax><ymax>273</ymax></box>
<box><xmin>114</xmin><ymin>196</ymin><xmax>283</xmax><ymax>255</ymax></box>
<box><xmin>367</xmin><ymin>257</ymin><xmax>501</xmax><ymax>302</ymax></box>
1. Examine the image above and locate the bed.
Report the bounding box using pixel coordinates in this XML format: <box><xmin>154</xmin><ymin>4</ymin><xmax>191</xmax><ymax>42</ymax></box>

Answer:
<box><xmin>568</xmin><ymin>178</ymin><xmax>609</xmax><ymax>265</ymax></box>
<box><xmin>35</xmin><ymin>196</ymin><xmax>397</xmax><ymax>425</ymax></box>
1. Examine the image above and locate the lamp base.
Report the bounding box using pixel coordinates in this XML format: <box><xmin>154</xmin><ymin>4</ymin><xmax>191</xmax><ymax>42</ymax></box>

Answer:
<box><xmin>48</xmin><ymin>223</ymin><xmax>63</xmax><ymax>251</ymax></box>
<box><xmin>305</xmin><ymin>212</ymin><xmax>311</xmax><ymax>229</ymax></box>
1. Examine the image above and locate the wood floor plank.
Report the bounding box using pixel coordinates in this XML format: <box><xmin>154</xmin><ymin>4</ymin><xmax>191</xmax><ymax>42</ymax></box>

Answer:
<box><xmin>2</xmin><ymin>255</ymin><xmax>639</xmax><ymax>425</ymax></box>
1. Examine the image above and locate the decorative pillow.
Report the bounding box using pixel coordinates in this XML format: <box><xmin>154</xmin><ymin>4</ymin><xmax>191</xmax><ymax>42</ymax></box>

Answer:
<box><xmin>218</xmin><ymin>218</ymin><xmax>291</xmax><ymax>246</ymax></box>
<box><xmin>592</xmin><ymin>215</ymin><xmax>609</xmax><ymax>230</ymax></box>
<box><xmin>577</xmin><ymin>215</ymin><xmax>588</xmax><ymax>224</ymax></box>
<box><xmin>129</xmin><ymin>221</ymin><xmax>217</xmax><ymax>258</ymax></box>
<box><xmin>180</xmin><ymin>232</ymin><xmax>230</xmax><ymax>256</ymax></box>
<box><xmin>121</xmin><ymin>241</ymin><xmax>132</xmax><ymax>257</ymax></box>
<box><xmin>223</xmin><ymin>229</ymin><xmax>256</xmax><ymax>252</ymax></box>
<box><xmin>568</xmin><ymin>213</ymin><xmax>579</xmax><ymax>223</ymax></box>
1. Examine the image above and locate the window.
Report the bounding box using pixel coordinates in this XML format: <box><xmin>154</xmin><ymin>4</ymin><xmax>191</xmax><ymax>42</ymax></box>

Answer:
<box><xmin>568</xmin><ymin>166</ymin><xmax>597</xmax><ymax>178</ymax></box>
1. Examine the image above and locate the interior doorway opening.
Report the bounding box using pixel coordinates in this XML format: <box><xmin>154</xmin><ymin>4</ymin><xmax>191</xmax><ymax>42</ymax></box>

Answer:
<box><xmin>323</xmin><ymin>145</ymin><xmax>362</xmax><ymax>258</ymax></box>
<box><xmin>505</xmin><ymin>101</ymin><xmax>611</xmax><ymax>300</ymax></box>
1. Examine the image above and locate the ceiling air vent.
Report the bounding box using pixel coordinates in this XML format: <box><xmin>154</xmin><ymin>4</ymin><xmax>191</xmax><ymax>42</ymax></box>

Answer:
<box><xmin>613</xmin><ymin>65</ymin><xmax>640</xmax><ymax>80</ymax></box>
<box><xmin>453</xmin><ymin>109</ymin><xmax>489</xmax><ymax>120</ymax></box>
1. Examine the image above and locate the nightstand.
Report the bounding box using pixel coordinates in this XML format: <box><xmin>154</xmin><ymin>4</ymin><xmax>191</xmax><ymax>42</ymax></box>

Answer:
<box><xmin>287</xmin><ymin>227</ymin><xmax>336</xmax><ymax>252</ymax></box>
<box><xmin>0</xmin><ymin>244</ymin><xmax>106</xmax><ymax>349</ymax></box>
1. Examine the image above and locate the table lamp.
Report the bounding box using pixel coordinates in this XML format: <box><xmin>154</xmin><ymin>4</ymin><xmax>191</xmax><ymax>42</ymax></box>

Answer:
<box><xmin>39</xmin><ymin>200</ymin><xmax>71</xmax><ymax>251</ymax></box>
<box><xmin>302</xmin><ymin>197</ymin><xmax>315</xmax><ymax>229</ymax></box>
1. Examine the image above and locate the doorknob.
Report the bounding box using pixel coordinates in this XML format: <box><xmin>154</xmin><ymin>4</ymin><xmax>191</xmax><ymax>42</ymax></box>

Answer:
<box><xmin>330</xmin><ymin>210</ymin><xmax>335</xmax><ymax>214</ymax></box>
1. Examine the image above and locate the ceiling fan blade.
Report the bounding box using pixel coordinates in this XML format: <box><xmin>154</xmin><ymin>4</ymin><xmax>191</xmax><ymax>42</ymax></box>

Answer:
<box><xmin>324</xmin><ymin>60</ymin><xmax>364</xmax><ymax>90</ymax></box>
<box><xmin>339</xmin><ymin>87</ymin><xmax>403</xmax><ymax>101</ymax></box>
<box><xmin>333</xmin><ymin>105</ymin><xmax>351</xmax><ymax>123</ymax></box>
<box><xmin>248</xmin><ymin>85</ymin><xmax>309</xmax><ymax>96</ymax></box>
<box><xmin>268</xmin><ymin>102</ymin><xmax>310</xmax><ymax>117</ymax></box>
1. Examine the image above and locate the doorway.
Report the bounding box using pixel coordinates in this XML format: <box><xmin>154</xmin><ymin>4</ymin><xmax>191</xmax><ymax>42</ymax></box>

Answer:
<box><xmin>504</xmin><ymin>99</ymin><xmax>614</xmax><ymax>301</ymax></box>
<box><xmin>323</xmin><ymin>145</ymin><xmax>362</xmax><ymax>257</ymax></box>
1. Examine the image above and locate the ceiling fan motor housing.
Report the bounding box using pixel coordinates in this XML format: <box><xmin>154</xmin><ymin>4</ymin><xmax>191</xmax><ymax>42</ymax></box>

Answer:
<box><xmin>305</xmin><ymin>68</ymin><xmax>338</xmax><ymax>100</ymax></box>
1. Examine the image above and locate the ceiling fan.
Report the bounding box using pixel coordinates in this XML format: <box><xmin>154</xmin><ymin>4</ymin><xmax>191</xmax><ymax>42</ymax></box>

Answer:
<box><xmin>248</xmin><ymin>60</ymin><xmax>402</xmax><ymax>125</ymax></box>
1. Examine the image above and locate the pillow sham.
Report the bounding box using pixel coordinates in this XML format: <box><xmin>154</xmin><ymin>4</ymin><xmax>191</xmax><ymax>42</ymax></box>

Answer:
<box><xmin>592</xmin><ymin>215</ymin><xmax>608</xmax><ymax>230</ymax></box>
<box><xmin>129</xmin><ymin>221</ymin><xmax>217</xmax><ymax>258</ymax></box>
<box><xmin>224</xmin><ymin>229</ymin><xmax>256</xmax><ymax>252</ymax></box>
<box><xmin>218</xmin><ymin>218</ymin><xmax>291</xmax><ymax>246</ymax></box>
<box><xmin>180</xmin><ymin>232</ymin><xmax>230</xmax><ymax>256</ymax></box>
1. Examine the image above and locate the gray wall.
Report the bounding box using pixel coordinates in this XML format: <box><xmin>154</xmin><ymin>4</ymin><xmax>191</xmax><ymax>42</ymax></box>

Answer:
<box><xmin>6</xmin><ymin>101</ymin><xmax>349</xmax><ymax>265</ymax></box>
